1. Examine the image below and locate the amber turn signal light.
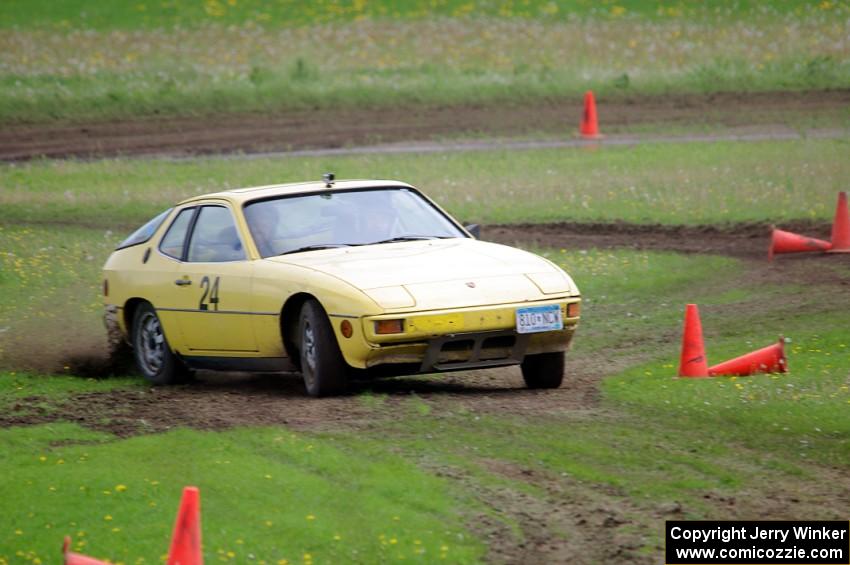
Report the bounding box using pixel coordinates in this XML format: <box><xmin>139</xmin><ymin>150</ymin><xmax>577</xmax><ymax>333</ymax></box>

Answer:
<box><xmin>567</xmin><ymin>302</ymin><xmax>580</xmax><ymax>318</ymax></box>
<box><xmin>340</xmin><ymin>319</ymin><xmax>353</xmax><ymax>339</ymax></box>
<box><xmin>374</xmin><ymin>319</ymin><xmax>404</xmax><ymax>334</ymax></box>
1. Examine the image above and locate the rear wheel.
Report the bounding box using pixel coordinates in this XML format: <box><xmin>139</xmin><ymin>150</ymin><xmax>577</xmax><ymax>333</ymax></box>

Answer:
<box><xmin>131</xmin><ymin>303</ymin><xmax>191</xmax><ymax>384</ymax></box>
<box><xmin>520</xmin><ymin>351</ymin><xmax>564</xmax><ymax>389</ymax></box>
<box><xmin>299</xmin><ymin>299</ymin><xmax>349</xmax><ymax>397</ymax></box>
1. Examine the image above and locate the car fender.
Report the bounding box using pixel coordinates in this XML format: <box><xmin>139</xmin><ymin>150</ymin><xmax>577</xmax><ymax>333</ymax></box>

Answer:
<box><xmin>251</xmin><ymin>260</ymin><xmax>385</xmax><ymax>368</ymax></box>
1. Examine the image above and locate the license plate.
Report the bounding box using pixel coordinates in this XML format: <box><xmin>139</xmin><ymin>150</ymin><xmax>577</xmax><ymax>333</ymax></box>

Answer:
<box><xmin>516</xmin><ymin>304</ymin><xmax>563</xmax><ymax>334</ymax></box>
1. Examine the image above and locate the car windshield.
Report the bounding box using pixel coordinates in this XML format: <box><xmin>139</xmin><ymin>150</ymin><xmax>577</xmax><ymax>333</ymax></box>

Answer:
<box><xmin>243</xmin><ymin>188</ymin><xmax>467</xmax><ymax>257</ymax></box>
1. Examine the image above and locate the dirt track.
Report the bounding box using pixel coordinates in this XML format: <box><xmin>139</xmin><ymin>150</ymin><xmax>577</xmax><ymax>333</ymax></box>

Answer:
<box><xmin>2</xmin><ymin>89</ymin><xmax>849</xmax><ymax>161</ymax></box>
<box><xmin>488</xmin><ymin>220</ymin><xmax>836</xmax><ymax>259</ymax></box>
<box><xmin>4</xmin><ymin>93</ymin><xmax>850</xmax><ymax>563</ymax></box>
<box><xmin>5</xmin><ymin>218</ymin><xmax>845</xmax><ymax>420</ymax></box>
<box><xmin>0</xmin><ymin>219</ymin><xmax>837</xmax><ymax>378</ymax></box>
<box><xmin>4</xmin><ymin>221</ymin><xmax>849</xmax><ymax>564</ymax></box>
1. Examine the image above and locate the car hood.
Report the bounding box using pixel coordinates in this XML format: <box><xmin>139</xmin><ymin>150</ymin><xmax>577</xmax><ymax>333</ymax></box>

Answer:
<box><xmin>266</xmin><ymin>239</ymin><xmax>578</xmax><ymax>310</ymax></box>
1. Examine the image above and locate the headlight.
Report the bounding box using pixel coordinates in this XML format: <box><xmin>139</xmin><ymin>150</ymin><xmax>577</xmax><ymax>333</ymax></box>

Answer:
<box><xmin>363</xmin><ymin>286</ymin><xmax>416</xmax><ymax>308</ymax></box>
<box><xmin>526</xmin><ymin>271</ymin><xmax>577</xmax><ymax>295</ymax></box>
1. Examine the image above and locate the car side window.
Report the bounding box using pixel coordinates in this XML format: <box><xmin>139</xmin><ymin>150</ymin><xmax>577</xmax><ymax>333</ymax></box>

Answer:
<box><xmin>187</xmin><ymin>206</ymin><xmax>245</xmax><ymax>263</ymax></box>
<box><xmin>116</xmin><ymin>208</ymin><xmax>173</xmax><ymax>250</ymax></box>
<box><xmin>159</xmin><ymin>207</ymin><xmax>196</xmax><ymax>260</ymax></box>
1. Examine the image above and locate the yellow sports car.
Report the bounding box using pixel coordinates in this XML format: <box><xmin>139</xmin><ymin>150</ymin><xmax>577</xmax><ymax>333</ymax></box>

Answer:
<box><xmin>102</xmin><ymin>175</ymin><xmax>581</xmax><ymax>396</ymax></box>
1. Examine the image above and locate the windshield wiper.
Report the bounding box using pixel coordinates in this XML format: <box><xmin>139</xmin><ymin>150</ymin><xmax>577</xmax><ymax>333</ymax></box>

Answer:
<box><xmin>367</xmin><ymin>235</ymin><xmax>440</xmax><ymax>245</ymax></box>
<box><xmin>277</xmin><ymin>244</ymin><xmax>351</xmax><ymax>256</ymax></box>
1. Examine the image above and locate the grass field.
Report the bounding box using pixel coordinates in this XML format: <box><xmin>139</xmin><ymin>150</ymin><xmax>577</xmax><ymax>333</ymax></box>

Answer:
<box><xmin>2</xmin><ymin>233</ymin><xmax>848</xmax><ymax>562</ymax></box>
<box><xmin>1</xmin><ymin>0</ymin><xmax>848</xmax><ymax>123</ymax></box>
<box><xmin>5</xmin><ymin>0</ymin><xmax>845</xmax><ymax>28</ymax></box>
<box><xmin>0</xmin><ymin>423</ymin><xmax>485</xmax><ymax>564</ymax></box>
<box><xmin>3</xmin><ymin>138</ymin><xmax>849</xmax><ymax>228</ymax></box>
<box><xmin>3</xmin><ymin>2</ymin><xmax>850</xmax><ymax>555</ymax></box>
<box><xmin>2</xmin><ymin>141</ymin><xmax>850</xmax><ymax>562</ymax></box>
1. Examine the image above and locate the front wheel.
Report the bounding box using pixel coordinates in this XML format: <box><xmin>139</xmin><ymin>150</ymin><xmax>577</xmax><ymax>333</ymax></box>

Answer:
<box><xmin>520</xmin><ymin>351</ymin><xmax>564</xmax><ymax>389</ymax></box>
<box><xmin>299</xmin><ymin>299</ymin><xmax>349</xmax><ymax>397</ymax></box>
<box><xmin>131</xmin><ymin>303</ymin><xmax>187</xmax><ymax>385</ymax></box>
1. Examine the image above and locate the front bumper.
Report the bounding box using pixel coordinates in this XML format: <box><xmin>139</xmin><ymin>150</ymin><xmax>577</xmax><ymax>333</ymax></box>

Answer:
<box><xmin>348</xmin><ymin>297</ymin><xmax>580</xmax><ymax>371</ymax></box>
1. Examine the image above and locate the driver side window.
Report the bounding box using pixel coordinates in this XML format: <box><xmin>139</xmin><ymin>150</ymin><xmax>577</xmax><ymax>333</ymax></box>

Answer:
<box><xmin>187</xmin><ymin>206</ymin><xmax>245</xmax><ymax>263</ymax></box>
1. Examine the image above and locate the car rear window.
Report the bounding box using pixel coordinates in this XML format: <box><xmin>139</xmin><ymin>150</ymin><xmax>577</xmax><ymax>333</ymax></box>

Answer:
<box><xmin>116</xmin><ymin>208</ymin><xmax>173</xmax><ymax>250</ymax></box>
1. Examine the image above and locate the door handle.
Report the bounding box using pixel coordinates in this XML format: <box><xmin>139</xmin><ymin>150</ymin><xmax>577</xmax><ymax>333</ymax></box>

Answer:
<box><xmin>174</xmin><ymin>279</ymin><xmax>192</xmax><ymax>286</ymax></box>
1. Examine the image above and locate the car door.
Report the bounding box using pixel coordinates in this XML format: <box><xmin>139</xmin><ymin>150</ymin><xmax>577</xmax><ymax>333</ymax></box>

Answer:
<box><xmin>140</xmin><ymin>205</ymin><xmax>197</xmax><ymax>353</ymax></box>
<box><xmin>170</xmin><ymin>204</ymin><xmax>258</xmax><ymax>353</ymax></box>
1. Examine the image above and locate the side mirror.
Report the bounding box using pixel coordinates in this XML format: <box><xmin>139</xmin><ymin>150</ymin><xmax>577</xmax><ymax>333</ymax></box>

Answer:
<box><xmin>464</xmin><ymin>223</ymin><xmax>481</xmax><ymax>239</ymax></box>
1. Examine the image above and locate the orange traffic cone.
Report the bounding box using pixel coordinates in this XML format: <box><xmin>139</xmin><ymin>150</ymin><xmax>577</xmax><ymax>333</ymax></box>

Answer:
<box><xmin>767</xmin><ymin>228</ymin><xmax>831</xmax><ymax>261</ymax></box>
<box><xmin>827</xmin><ymin>191</ymin><xmax>850</xmax><ymax>253</ymax></box>
<box><xmin>167</xmin><ymin>486</ymin><xmax>203</xmax><ymax>565</ymax></box>
<box><xmin>580</xmin><ymin>91</ymin><xmax>602</xmax><ymax>139</ymax></box>
<box><xmin>708</xmin><ymin>338</ymin><xmax>787</xmax><ymax>377</ymax></box>
<box><xmin>678</xmin><ymin>304</ymin><xmax>709</xmax><ymax>377</ymax></box>
<box><xmin>62</xmin><ymin>536</ymin><xmax>111</xmax><ymax>565</ymax></box>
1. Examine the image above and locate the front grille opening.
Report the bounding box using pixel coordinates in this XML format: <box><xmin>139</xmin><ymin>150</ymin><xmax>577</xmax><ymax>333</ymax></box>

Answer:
<box><xmin>424</xmin><ymin>331</ymin><xmax>525</xmax><ymax>370</ymax></box>
<box><xmin>482</xmin><ymin>335</ymin><xmax>516</xmax><ymax>349</ymax></box>
<box><xmin>442</xmin><ymin>339</ymin><xmax>475</xmax><ymax>352</ymax></box>
<box><xmin>437</xmin><ymin>339</ymin><xmax>475</xmax><ymax>363</ymax></box>
<box><xmin>479</xmin><ymin>335</ymin><xmax>516</xmax><ymax>361</ymax></box>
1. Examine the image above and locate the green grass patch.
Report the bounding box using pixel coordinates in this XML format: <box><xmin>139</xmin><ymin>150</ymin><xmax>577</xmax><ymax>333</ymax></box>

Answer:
<box><xmin>536</xmin><ymin>249</ymin><xmax>738</xmax><ymax>355</ymax></box>
<box><xmin>0</xmin><ymin>224</ymin><xmax>113</xmax><ymax>370</ymax></box>
<box><xmin>547</xmin><ymin>248</ymin><xmax>736</xmax><ymax>300</ymax></box>
<box><xmin>1</xmin><ymin>2</ymin><xmax>849</xmax><ymax>122</ymax></box>
<box><xmin>302</xmin><ymin>248</ymin><xmax>850</xmax><ymax>523</ymax></box>
<box><xmin>366</xmin><ymin>410</ymin><xmax>795</xmax><ymax>510</ymax></box>
<box><xmin>0</xmin><ymin>424</ymin><xmax>483</xmax><ymax>564</ymax></box>
<box><xmin>2</xmin><ymin>138</ymin><xmax>849</xmax><ymax>561</ymax></box>
<box><xmin>1</xmin><ymin>237</ymin><xmax>847</xmax><ymax>560</ymax></box>
<box><xmin>540</xmin><ymin>247</ymin><xmax>850</xmax><ymax>471</ymax></box>
<box><xmin>3</xmin><ymin>0</ymin><xmax>843</xmax><ymax>29</ymax></box>
<box><xmin>3</xmin><ymin>139</ymin><xmax>849</xmax><ymax>228</ymax></box>
<box><xmin>0</xmin><ymin>372</ymin><xmax>139</xmax><ymax>409</ymax></box>
<box><xmin>0</xmin><ymin>224</ymin><xmax>110</xmax><ymax>316</ymax></box>
<box><xmin>606</xmin><ymin>313</ymin><xmax>850</xmax><ymax>468</ymax></box>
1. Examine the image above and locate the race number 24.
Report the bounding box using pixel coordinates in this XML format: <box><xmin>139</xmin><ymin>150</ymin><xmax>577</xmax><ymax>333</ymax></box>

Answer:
<box><xmin>199</xmin><ymin>276</ymin><xmax>220</xmax><ymax>311</ymax></box>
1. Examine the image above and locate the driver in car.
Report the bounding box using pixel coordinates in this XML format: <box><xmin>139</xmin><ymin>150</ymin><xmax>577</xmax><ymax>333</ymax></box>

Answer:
<box><xmin>354</xmin><ymin>194</ymin><xmax>399</xmax><ymax>244</ymax></box>
<box><xmin>245</xmin><ymin>204</ymin><xmax>279</xmax><ymax>257</ymax></box>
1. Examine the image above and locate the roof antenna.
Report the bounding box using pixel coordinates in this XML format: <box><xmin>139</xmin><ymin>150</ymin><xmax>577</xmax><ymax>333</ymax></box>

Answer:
<box><xmin>323</xmin><ymin>172</ymin><xmax>335</xmax><ymax>188</ymax></box>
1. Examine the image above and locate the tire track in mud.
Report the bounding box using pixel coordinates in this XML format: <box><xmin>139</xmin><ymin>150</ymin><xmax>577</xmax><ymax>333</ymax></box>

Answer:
<box><xmin>1</xmin><ymin>219</ymin><xmax>840</xmax><ymax>378</ymax></box>
<box><xmin>4</xmin><ymin>220</ymin><xmax>845</xmax><ymax>431</ymax></box>
<box><xmin>4</xmin><ymin>91</ymin><xmax>850</xmax><ymax>565</ymax></box>
<box><xmin>2</xmin><ymin>90</ymin><xmax>848</xmax><ymax>161</ymax></box>
<box><xmin>3</xmin><ymin>224</ymin><xmax>848</xmax><ymax>565</ymax></box>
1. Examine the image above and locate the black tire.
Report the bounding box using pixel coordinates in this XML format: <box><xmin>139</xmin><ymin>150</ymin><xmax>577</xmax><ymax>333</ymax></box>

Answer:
<box><xmin>131</xmin><ymin>303</ymin><xmax>186</xmax><ymax>385</ymax></box>
<box><xmin>520</xmin><ymin>351</ymin><xmax>565</xmax><ymax>389</ymax></box>
<box><xmin>298</xmin><ymin>299</ymin><xmax>349</xmax><ymax>397</ymax></box>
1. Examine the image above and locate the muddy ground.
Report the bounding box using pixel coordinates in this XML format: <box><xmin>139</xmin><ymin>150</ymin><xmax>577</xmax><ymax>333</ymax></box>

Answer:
<box><xmin>1</xmin><ymin>219</ymin><xmax>838</xmax><ymax>378</ymax></box>
<box><xmin>488</xmin><ymin>219</ymin><xmax>837</xmax><ymax>260</ymax></box>
<box><xmin>2</xmin><ymin>89</ymin><xmax>849</xmax><ymax>161</ymax></box>
<box><xmin>6</xmin><ymin>218</ymin><xmax>845</xmax><ymax>428</ymax></box>
<box><xmin>3</xmin><ymin>93</ymin><xmax>850</xmax><ymax>562</ymax></box>
<box><xmin>2</xmin><ymin>218</ymin><xmax>844</xmax><ymax>409</ymax></box>
<box><xmin>3</xmin><ymin>229</ymin><xmax>849</xmax><ymax>563</ymax></box>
